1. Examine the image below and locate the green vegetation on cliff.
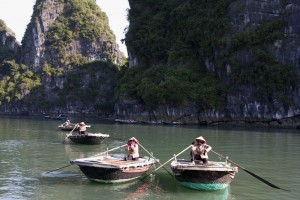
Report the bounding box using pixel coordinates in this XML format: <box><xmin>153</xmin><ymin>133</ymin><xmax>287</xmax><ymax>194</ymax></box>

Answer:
<box><xmin>117</xmin><ymin>64</ymin><xmax>227</xmax><ymax>110</ymax></box>
<box><xmin>0</xmin><ymin>1</ymin><xmax>122</xmax><ymax>113</ymax></box>
<box><xmin>122</xmin><ymin>0</ymin><xmax>297</xmax><ymax>109</ymax></box>
<box><xmin>0</xmin><ymin>60</ymin><xmax>41</xmax><ymax>104</ymax></box>
<box><xmin>229</xmin><ymin>20</ymin><xmax>296</xmax><ymax>104</ymax></box>
<box><xmin>37</xmin><ymin>60</ymin><xmax>118</xmax><ymax>113</ymax></box>
<box><xmin>121</xmin><ymin>0</ymin><xmax>235</xmax><ymax>109</ymax></box>
<box><xmin>126</xmin><ymin>0</ymin><xmax>234</xmax><ymax>66</ymax></box>
<box><xmin>44</xmin><ymin>0</ymin><xmax>117</xmax><ymax>66</ymax></box>
<box><xmin>0</xmin><ymin>1</ymin><xmax>297</xmax><ymax>116</ymax></box>
<box><xmin>0</xmin><ymin>19</ymin><xmax>19</xmax><ymax>63</ymax></box>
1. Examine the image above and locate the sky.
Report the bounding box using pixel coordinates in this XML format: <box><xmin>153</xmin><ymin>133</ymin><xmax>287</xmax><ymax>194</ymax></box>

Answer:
<box><xmin>0</xmin><ymin>0</ymin><xmax>129</xmax><ymax>56</ymax></box>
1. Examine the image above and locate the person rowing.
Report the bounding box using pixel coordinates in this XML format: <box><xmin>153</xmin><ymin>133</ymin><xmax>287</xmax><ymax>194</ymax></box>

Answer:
<box><xmin>191</xmin><ymin>136</ymin><xmax>212</xmax><ymax>164</ymax></box>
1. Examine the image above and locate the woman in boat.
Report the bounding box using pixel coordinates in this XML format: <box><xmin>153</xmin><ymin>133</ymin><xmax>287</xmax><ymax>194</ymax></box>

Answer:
<box><xmin>191</xmin><ymin>136</ymin><xmax>212</xmax><ymax>164</ymax></box>
<box><xmin>62</xmin><ymin>119</ymin><xmax>71</xmax><ymax>127</ymax></box>
<box><xmin>78</xmin><ymin>122</ymin><xmax>87</xmax><ymax>134</ymax></box>
<box><xmin>125</xmin><ymin>137</ymin><xmax>139</xmax><ymax>161</ymax></box>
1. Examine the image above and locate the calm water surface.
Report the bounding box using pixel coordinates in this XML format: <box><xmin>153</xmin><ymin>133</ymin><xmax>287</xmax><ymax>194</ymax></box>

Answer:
<box><xmin>0</xmin><ymin>117</ymin><xmax>299</xmax><ymax>200</ymax></box>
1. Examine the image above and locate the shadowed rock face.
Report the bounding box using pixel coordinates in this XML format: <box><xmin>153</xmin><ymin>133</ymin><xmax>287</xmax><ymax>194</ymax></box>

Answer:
<box><xmin>229</xmin><ymin>0</ymin><xmax>300</xmax><ymax>72</ymax></box>
<box><xmin>226</xmin><ymin>0</ymin><xmax>300</xmax><ymax>118</ymax></box>
<box><xmin>0</xmin><ymin>20</ymin><xmax>20</xmax><ymax>62</ymax></box>
<box><xmin>118</xmin><ymin>0</ymin><xmax>300</xmax><ymax>126</ymax></box>
<box><xmin>1</xmin><ymin>0</ymin><xmax>300</xmax><ymax>128</ymax></box>
<box><xmin>20</xmin><ymin>0</ymin><xmax>124</xmax><ymax>70</ymax></box>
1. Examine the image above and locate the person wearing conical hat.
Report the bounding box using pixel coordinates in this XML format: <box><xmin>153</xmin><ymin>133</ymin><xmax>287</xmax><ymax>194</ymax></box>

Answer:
<box><xmin>191</xmin><ymin>136</ymin><xmax>212</xmax><ymax>164</ymax></box>
<box><xmin>62</xmin><ymin>119</ymin><xmax>71</xmax><ymax>127</ymax></box>
<box><xmin>125</xmin><ymin>137</ymin><xmax>139</xmax><ymax>161</ymax></box>
<box><xmin>78</xmin><ymin>122</ymin><xmax>86</xmax><ymax>134</ymax></box>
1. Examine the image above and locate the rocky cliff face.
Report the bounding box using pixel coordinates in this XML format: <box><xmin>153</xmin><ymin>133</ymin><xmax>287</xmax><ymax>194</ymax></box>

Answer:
<box><xmin>119</xmin><ymin>0</ymin><xmax>300</xmax><ymax>128</ymax></box>
<box><xmin>0</xmin><ymin>0</ymin><xmax>123</xmax><ymax>118</ymax></box>
<box><xmin>0</xmin><ymin>19</ymin><xmax>20</xmax><ymax>62</ymax></box>
<box><xmin>0</xmin><ymin>32</ymin><xmax>19</xmax><ymax>52</ymax></box>
<box><xmin>21</xmin><ymin>0</ymin><xmax>124</xmax><ymax>71</ymax></box>
<box><xmin>20</xmin><ymin>0</ymin><xmax>64</xmax><ymax>69</ymax></box>
<box><xmin>226</xmin><ymin>0</ymin><xmax>300</xmax><ymax>119</ymax></box>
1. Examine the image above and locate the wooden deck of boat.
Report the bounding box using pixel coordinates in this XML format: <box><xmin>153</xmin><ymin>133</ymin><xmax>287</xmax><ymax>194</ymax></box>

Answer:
<box><xmin>101</xmin><ymin>159</ymin><xmax>141</xmax><ymax>165</ymax></box>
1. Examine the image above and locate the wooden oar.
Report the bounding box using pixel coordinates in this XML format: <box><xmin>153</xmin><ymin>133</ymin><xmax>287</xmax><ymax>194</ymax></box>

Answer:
<box><xmin>106</xmin><ymin>136</ymin><xmax>126</xmax><ymax>141</ymax></box>
<box><xmin>68</xmin><ymin>123</ymin><xmax>91</xmax><ymax>128</ymax></box>
<box><xmin>91</xmin><ymin>144</ymin><xmax>127</xmax><ymax>157</ymax></box>
<box><xmin>138</xmin><ymin>141</ymin><xmax>174</xmax><ymax>177</ymax></box>
<box><xmin>47</xmin><ymin>144</ymin><xmax>126</xmax><ymax>173</ymax></box>
<box><xmin>63</xmin><ymin>123</ymin><xmax>78</xmax><ymax>143</ymax></box>
<box><xmin>141</xmin><ymin>145</ymin><xmax>192</xmax><ymax>180</ymax></box>
<box><xmin>57</xmin><ymin>123</ymin><xmax>64</xmax><ymax>128</ymax></box>
<box><xmin>211</xmin><ymin>150</ymin><xmax>290</xmax><ymax>191</ymax></box>
<box><xmin>46</xmin><ymin>164</ymin><xmax>72</xmax><ymax>174</ymax></box>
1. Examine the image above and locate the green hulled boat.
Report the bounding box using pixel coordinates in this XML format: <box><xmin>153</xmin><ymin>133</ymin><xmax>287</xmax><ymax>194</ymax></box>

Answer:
<box><xmin>170</xmin><ymin>159</ymin><xmax>238</xmax><ymax>191</ymax></box>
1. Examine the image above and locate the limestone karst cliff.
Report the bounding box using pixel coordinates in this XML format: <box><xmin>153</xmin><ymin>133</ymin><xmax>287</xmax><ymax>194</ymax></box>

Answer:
<box><xmin>0</xmin><ymin>19</ymin><xmax>20</xmax><ymax>63</ymax></box>
<box><xmin>0</xmin><ymin>0</ymin><xmax>299</xmax><ymax>128</ymax></box>
<box><xmin>21</xmin><ymin>0</ymin><xmax>125</xmax><ymax>70</ymax></box>
<box><xmin>0</xmin><ymin>0</ymin><xmax>123</xmax><ymax>117</ymax></box>
<box><xmin>119</xmin><ymin>0</ymin><xmax>300</xmax><ymax>127</ymax></box>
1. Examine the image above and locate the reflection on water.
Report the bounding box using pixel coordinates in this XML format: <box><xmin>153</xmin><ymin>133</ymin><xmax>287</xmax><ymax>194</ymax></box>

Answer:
<box><xmin>40</xmin><ymin>171</ymin><xmax>78</xmax><ymax>178</ymax></box>
<box><xmin>122</xmin><ymin>179</ymin><xmax>165</xmax><ymax>200</ymax></box>
<box><xmin>139</xmin><ymin>173</ymin><xmax>232</xmax><ymax>200</ymax></box>
<box><xmin>0</xmin><ymin>117</ymin><xmax>299</xmax><ymax>200</ymax></box>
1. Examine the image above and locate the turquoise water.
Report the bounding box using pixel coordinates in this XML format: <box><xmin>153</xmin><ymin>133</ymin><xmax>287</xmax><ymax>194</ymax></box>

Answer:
<box><xmin>179</xmin><ymin>182</ymin><xmax>229</xmax><ymax>191</ymax></box>
<box><xmin>0</xmin><ymin>117</ymin><xmax>299</xmax><ymax>200</ymax></box>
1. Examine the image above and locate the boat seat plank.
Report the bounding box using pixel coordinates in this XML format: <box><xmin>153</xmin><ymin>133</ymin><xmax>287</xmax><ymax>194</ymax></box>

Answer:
<box><xmin>101</xmin><ymin>159</ymin><xmax>143</xmax><ymax>165</ymax></box>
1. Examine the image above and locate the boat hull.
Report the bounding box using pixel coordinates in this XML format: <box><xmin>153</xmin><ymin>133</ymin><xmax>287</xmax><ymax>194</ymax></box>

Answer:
<box><xmin>79</xmin><ymin>165</ymin><xmax>151</xmax><ymax>183</ymax></box>
<box><xmin>171</xmin><ymin>160</ymin><xmax>238</xmax><ymax>191</ymax></box>
<box><xmin>68</xmin><ymin>133</ymin><xmax>109</xmax><ymax>145</ymax></box>
<box><xmin>71</xmin><ymin>154</ymin><xmax>156</xmax><ymax>183</ymax></box>
<box><xmin>59</xmin><ymin>126</ymin><xmax>78</xmax><ymax>131</ymax></box>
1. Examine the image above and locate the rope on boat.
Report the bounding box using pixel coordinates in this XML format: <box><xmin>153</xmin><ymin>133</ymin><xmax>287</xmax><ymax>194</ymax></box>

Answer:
<box><xmin>137</xmin><ymin>141</ymin><xmax>174</xmax><ymax>178</ymax></box>
<box><xmin>45</xmin><ymin>164</ymin><xmax>72</xmax><ymax>174</ymax></box>
<box><xmin>140</xmin><ymin>145</ymin><xmax>192</xmax><ymax>182</ymax></box>
<box><xmin>151</xmin><ymin>145</ymin><xmax>192</xmax><ymax>173</ymax></box>
<box><xmin>91</xmin><ymin>144</ymin><xmax>127</xmax><ymax>157</ymax></box>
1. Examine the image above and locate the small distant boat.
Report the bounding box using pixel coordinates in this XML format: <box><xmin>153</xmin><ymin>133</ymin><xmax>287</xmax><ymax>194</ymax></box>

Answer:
<box><xmin>115</xmin><ymin>119</ymin><xmax>137</xmax><ymax>124</ymax></box>
<box><xmin>170</xmin><ymin>159</ymin><xmax>238</xmax><ymax>191</ymax></box>
<box><xmin>58</xmin><ymin>124</ymin><xmax>91</xmax><ymax>131</ymax></box>
<box><xmin>53</xmin><ymin>114</ymin><xmax>67</xmax><ymax>120</ymax></box>
<box><xmin>44</xmin><ymin>114</ymin><xmax>66</xmax><ymax>120</ymax></box>
<box><xmin>58</xmin><ymin>125</ymin><xmax>78</xmax><ymax>131</ymax></box>
<box><xmin>70</xmin><ymin>154</ymin><xmax>157</xmax><ymax>183</ymax></box>
<box><xmin>67</xmin><ymin>132</ymin><xmax>109</xmax><ymax>145</ymax></box>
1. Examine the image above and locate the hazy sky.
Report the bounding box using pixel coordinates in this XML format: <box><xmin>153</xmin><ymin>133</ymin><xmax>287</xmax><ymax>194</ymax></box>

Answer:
<box><xmin>0</xmin><ymin>0</ymin><xmax>129</xmax><ymax>56</ymax></box>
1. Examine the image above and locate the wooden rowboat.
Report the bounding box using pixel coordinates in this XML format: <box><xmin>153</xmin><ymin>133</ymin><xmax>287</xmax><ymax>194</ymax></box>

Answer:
<box><xmin>70</xmin><ymin>154</ymin><xmax>157</xmax><ymax>183</ymax></box>
<box><xmin>67</xmin><ymin>133</ymin><xmax>109</xmax><ymax>145</ymax></box>
<box><xmin>58</xmin><ymin>124</ymin><xmax>91</xmax><ymax>131</ymax></box>
<box><xmin>58</xmin><ymin>125</ymin><xmax>78</xmax><ymax>131</ymax></box>
<box><xmin>171</xmin><ymin>159</ymin><xmax>238</xmax><ymax>191</ymax></box>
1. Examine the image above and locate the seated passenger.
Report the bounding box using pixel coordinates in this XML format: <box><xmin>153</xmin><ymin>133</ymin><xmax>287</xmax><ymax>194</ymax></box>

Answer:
<box><xmin>63</xmin><ymin>119</ymin><xmax>71</xmax><ymax>127</ymax></box>
<box><xmin>125</xmin><ymin>137</ymin><xmax>139</xmax><ymax>161</ymax></box>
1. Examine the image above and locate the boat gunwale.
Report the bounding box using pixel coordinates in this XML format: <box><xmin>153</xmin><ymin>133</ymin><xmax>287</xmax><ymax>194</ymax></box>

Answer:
<box><xmin>70</xmin><ymin>155</ymin><xmax>156</xmax><ymax>169</ymax></box>
<box><xmin>171</xmin><ymin>160</ymin><xmax>238</xmax><ymax>172</ymax></box>
<box><xmin>69</xmin><ymin>133</ymin><xmax>109</xmax><ymax>138</ymax></box>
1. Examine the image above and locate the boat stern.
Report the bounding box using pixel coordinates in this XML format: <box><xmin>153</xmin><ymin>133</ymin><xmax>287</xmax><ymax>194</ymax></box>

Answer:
<box><xmin>171</xmin><ymin>159</ymin><xmax>238</xmax><ymax>191</ymax></box>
